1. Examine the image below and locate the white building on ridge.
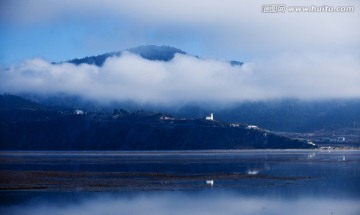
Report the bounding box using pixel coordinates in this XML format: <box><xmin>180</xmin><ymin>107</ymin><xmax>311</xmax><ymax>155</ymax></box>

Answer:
<box><xmin>74</xmin><ymin>109</ymin><xmax>85</xmax><ymax>115</ymax></box>
<box><xmin>206</xmin><ymin>113</ymin><xmax>214</xmax><ymax>121</ymax></box>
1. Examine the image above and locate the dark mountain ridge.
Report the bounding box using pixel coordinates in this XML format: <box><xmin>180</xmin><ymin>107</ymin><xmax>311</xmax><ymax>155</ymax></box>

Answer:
<box><xmin>20</xmin><ymin>93</ymin><xmax>360</xmax><ymax>133</ymax></box>
<box><xmin>0</xmin><ymin>95</ymin><xmax>315</xmax><ymax>150</ymax></box>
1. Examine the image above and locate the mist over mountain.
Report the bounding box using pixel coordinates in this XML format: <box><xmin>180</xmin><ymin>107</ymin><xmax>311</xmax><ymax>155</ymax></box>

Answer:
<box><xmin>1</xmin><ymin>45</ymin><xmax>359</xmax><ymax>133</ymax></box>
<box><xmin>1</xmin><ymin>45</ymin><xmax>359</xmax><ymax>105</ymax></box>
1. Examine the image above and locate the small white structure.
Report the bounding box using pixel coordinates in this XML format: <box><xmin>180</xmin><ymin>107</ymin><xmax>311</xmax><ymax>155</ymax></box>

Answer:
<box><xmin>74</xmin><ymin>109</ymin><xmax>85</xmax><ymax>115</ymax></box>
<box><xmin>338</xmin><ymin>137</ymin><xmax>346</xmax><ymax>142</ymax></box>
<box><xmin>247</xmin><ymin>169</ymin><xmax>259</xmax><ymax>175</ymax></box>
<box><xmin>205</xmin><ymin>113</ymin><xmax>214</xmax><ymax>121</ymax></box>
<box><xmin>246</xmin><ymin>125</ymin><xmax>259</xmax><ymax>130</ymax></box>
<box><xmin>160</xmin><ymin>116</ymin><xmax>175</xmax><ymax>120</ymax></box>
<box><xmin>307</xmin><ymin>141</ymin><xmax>316</xmax><ymax>146</ymax></box>
<box><xmin>206</xmin><ymin>180</ymin><xmax>214</xmax><ymax>186</ymax></box>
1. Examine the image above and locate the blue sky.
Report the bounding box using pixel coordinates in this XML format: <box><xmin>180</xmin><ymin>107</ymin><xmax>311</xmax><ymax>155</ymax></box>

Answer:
<box><xmin>1</xmin><ymin>0</ymin><xmax>358</xmax><ymax>66</ymax></box>
<box><xmin>0</xmin><ymin>0</ymin><xmax>359</xmax><ymax>103</ymax></box>
<box><xmin>0</xmin><ymin>0</ymin><xmax>241</xmax><ymax>65</ymax></box>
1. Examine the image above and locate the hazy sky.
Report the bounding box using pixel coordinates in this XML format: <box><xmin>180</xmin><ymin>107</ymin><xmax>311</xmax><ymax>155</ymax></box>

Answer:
<box><xmin>0</xmin><ymin>0</ymin><xmax>359</xmax><ymax>103</ymax></box>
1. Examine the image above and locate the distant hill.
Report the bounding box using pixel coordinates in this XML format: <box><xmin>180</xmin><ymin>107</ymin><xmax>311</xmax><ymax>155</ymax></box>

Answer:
<box><xmin>67</xmin><ymin>45</ymin><xmax>242</xmax><ymax>66</ymax></box>
<box><xmin>0</xmin><ymin>94</ymin><xmax>44</xmax><ymax>111</ymax></box>
<box><xmin>166</xmin><ymin>99</ymin><xmax>360</xmax><ymax>133</ymax></box>
<box><xmin>0</xmin><ymin>95</ymin><xmax>314</xmax><ymax>150</ymax></box>
<box><xmin>0</xmin><ymin>94</ymin><xmax>64</xmax><ymax>122</ymax></box>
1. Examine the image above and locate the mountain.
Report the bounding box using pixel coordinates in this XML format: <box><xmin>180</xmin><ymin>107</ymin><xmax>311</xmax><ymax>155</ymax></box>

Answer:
<box><xmin>0</xmin><ymin>95</ymin><xmax>315</xmax><ymax>150</ymax></box>
<box><xmin>67</xmin><ymin>45</ymin><xmax>242</xmax><ymax>66</ymax></box>
<box><xmin>67</xmin><ymin>45</ymin><xmax>187</xmax><ymax>66</ymax></box>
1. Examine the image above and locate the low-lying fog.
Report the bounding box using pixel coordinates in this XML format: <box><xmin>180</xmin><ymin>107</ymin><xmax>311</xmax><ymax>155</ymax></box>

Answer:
<box><xmin>2</xmin><ymin>191</ymin><xmax>359</xmax><ymax>215</ymax></box>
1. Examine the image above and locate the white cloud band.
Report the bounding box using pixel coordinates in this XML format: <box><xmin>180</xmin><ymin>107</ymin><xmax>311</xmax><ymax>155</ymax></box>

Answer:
<box><xmin>1</xmin><ymin>52</ymin><xmax>359</xmax><ymax>105</ymax></box>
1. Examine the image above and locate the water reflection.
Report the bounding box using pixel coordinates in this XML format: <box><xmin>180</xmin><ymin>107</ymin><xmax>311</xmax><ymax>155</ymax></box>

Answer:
<box><xmin>1</xmin><ymin>150</ymin><xmax>359</xmax><ymax>214</ymax></box>
<box><xmin>307</xmin><ymin>152</ymin><xmax>316</xmax><ymax>159</ymax></box>
<box><xmin>1</xmin><ymin>192</ymin><xmax>359</xmax><ymax>215</ymax></box>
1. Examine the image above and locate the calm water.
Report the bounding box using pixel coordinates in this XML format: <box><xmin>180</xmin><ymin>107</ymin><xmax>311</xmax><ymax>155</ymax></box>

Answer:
<box><xmin>0</xmin><ymin>150</ymin><xmax>359</xmax><ymax>215</ymax></box>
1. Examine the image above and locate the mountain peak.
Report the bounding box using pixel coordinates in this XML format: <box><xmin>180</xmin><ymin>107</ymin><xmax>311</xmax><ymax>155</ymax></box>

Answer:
<box><xmin>68</xmin><ymin>45</ymin><xmax>187</xmax><ymax>66</ymax></box>
<box><xmin>67</xmin><ymin>45</ymin><xmax>242</xmax><ymax>67</ymax></box>
<box><xmin>127</xmin><ymin>45</ymin><xmax>187</xmax><ymax>61</ymax></box>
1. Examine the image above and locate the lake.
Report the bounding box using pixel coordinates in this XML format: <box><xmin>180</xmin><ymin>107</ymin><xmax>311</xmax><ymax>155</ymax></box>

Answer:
<box><xmin>0</xmin><ymin>150</ymin><xmax>359</xmax><ymax>215</ymax></box>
